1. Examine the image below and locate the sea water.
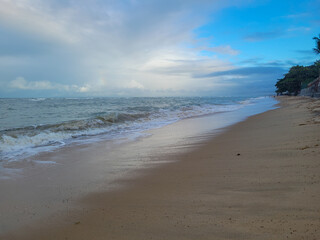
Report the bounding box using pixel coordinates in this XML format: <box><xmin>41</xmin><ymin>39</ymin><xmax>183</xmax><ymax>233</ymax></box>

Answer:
<box><xmin>0</xmin><ymin>96</ymin><xmax>276</xmax><ymax>167</ymax></box>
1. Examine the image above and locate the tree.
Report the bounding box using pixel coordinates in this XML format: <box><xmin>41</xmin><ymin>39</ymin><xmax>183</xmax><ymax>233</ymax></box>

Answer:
<box><xmin>275</xmin><ymin>65</ymin><xmax>303</xmax><ymax>95</ymax></box>
<box><xmin>275</xmin><ymin>63</ymin><xmax>320</xmax><ymax>95</ymax></box>
<box><xmin>313</xmin><ymin>34</ymin><xmax>320</xmax><ymax>54</ymax></box>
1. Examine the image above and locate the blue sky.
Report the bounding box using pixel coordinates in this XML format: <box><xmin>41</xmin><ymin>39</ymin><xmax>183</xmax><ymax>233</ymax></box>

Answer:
<box><xmin>0</xmin><ymin>0</ymin><xmax>319</xmax><ymax>97</ymax></box>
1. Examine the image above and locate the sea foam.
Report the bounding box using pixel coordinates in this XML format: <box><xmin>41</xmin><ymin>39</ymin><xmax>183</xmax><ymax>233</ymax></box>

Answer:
<box><xmin>0</xmin><ymin>96</ymin><xmax>263</xmax><ymax>163</ymax></box>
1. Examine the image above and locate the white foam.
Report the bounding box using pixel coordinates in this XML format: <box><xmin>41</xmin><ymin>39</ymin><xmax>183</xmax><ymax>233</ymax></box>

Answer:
<box><xmin>29</xmin><ymin>98</ymin><xmax>46</xmax><ymax>102</ymax></box>
<box><xmin>32</xmin><ymin>160</ymin><xmax>57</xmax><ymax>164</ymax></box>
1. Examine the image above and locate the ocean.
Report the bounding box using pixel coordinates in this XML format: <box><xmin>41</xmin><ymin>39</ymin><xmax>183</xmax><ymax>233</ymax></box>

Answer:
<box><xmin>0</xmin><ymin>96</ymin><xmax>275</xmax><ymax>167</ymax></box>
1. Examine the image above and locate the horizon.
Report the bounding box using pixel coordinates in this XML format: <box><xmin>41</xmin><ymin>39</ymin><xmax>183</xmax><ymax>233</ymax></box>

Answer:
<box><xmin>0</xmin><ymin>94</ymin><xmax>272</xmax><ymax>99</ymax></box>
<box><xmin>0</xmin><ymin>0</ymin><xmax>319</xmax><ymax>98</ymax></box>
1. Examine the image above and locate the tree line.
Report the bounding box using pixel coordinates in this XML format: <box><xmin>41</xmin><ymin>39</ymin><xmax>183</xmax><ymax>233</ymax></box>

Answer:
<box><xmin>275</xmin><ymin>34</ymin><xmax>320</xmax><ymax>95</ymax></box>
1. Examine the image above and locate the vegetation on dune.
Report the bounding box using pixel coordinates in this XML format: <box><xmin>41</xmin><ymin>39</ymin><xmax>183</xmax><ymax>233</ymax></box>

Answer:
<box><xmin>275</xmin><ymin>34</ymin><xmax>320</xmax><ymax>95</ymax></box>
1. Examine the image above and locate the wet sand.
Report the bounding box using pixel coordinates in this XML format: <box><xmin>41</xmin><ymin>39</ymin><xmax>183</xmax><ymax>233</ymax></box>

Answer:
<box><xmin>2</xmin><ymin>96</ymin><xmax>320</xmax><ymax>240</ymax></box>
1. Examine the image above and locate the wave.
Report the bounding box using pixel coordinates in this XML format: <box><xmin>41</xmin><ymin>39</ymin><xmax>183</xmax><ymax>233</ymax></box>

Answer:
<box><xmin>28</xmin><ymin>98</ymin><xmax>46</xmax><ymax>102</ymax></box>
<box><xmin>238</xmin><ymin>96</ymin><xmax>268</xmax><ymax>105</ymax></box>
<box><xmin>0</xmin><ymin>99</ymin><xmax>254</xmax><ymax>161</ymax></box>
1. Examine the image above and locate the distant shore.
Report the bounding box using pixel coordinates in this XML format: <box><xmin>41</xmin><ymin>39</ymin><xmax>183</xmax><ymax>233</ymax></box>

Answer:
<box><xmin>2</xmin><ymin>96</ymin><xmax>320</xmax><ymax>240</ymax></box>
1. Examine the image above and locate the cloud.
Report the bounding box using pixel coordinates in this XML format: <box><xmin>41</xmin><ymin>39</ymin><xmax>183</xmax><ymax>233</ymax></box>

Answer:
<box><xmin>125</xmin><ymin>80</ymin><xmax>145</xmax><ymax>89</ymax></box>
<box><xmin>202</xmin><ymin>45</ymin><xmax>240</xmax><ymax>55</ymax></box>
<box><xmin>76</xmin><ymin>85</ymin><xmax>91</xmax><ymax>93</ymax></box>
<box><xmin>282</xmin><ymin>13</ymin><xmax>309</xmax><ymax>19</ymax></box>
<box><xmin>9</xmin><ymin>77</ymin><xmax>93</xmax><ymax>93</ymax></box>
<box><xmin>192</xmin><ymin>66</ymin><xmax>287</xmax><ymax>96</ymax></box>
<box><xmin>244</xmin><ymin>26</ymin><xmax>312</xmax><ymax>42</ymax></box>
<box><xmin>196</xmin><ymin>66</ymin><xmax>286</xmax><ymax>78</ymax></box>
<box><xmin>4</xmin><ymin>0</ymin><xmax>291</xmax><ymax>97</ymax></box>
<box><xmin>287</xmin><ymin>26</ymin><xmax>311</xmax><ymax>32</ymax></box>
<box><xmin>237</xmin><ymin>58</ymin><xmax>315</xmax><ymax>69</ymax></box>
<box><xmin>295</xmin><ymin>50</ymin><xmax>315</xmax><ymax>56</ymax></box>
<box><xmin>9</xmin><ymin>77</ymin><xmax>55</xmax><ymax>90</ymax></box>
<box><xmin>0</xmin><ymin>0</ymin><xmax>251</xmax><ymax>97</ymax></box>
<box><xmin>244</xmin><ymin>30</ymin><xmax>283</xmax><ymax>42</ymax></box>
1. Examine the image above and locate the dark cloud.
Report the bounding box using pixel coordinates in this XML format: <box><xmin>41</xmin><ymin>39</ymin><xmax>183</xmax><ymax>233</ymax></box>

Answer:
<box><xmin>262</xmin><ymin>62</ymin><xmax>287</xmax><ymax>67</ymax></box>
<box><xmin>239</xmin><ymin>59</ymin><xmax>288</xmax><ymax>67</ymax></box>
<box><xmin>195</xmin><ymin>66</ymin><xmax>286</xmax><ymax>78</ymax></box>
<box><xmin>295</xmin><ymin>50</ymin><xmax>314</xmax><ymax>55</ymax></box>
<box><xmin>237</xmin><ymin>58</ymin><xmax>263</xmax><ymax>65</ymax></box>
<box><xmin>192</xmin><ymin>66</ymin><xmax>288</xmax><ymax>96</ymax></box>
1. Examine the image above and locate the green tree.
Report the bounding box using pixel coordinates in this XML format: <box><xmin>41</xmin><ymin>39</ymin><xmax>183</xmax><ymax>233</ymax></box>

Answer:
<box><xmin>275</xmin><ymin>63</ymin><xmax>320</xmax><ymax>95</ymax></box>
<box><xmin>275</xmin><ymin>65</ymin><xmax>302</xmax><ymax>95</ymax></box>
<box><xmin>313</xmin><ymin>34</ymin><xmax>320</xmax><ymax>54</ymax></box>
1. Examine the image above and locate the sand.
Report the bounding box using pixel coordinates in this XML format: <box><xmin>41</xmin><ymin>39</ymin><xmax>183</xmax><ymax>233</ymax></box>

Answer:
<box><xmin>2</xmin><ymin>96</ymin><xmax>320</xmax><ymax>240</ymax></box>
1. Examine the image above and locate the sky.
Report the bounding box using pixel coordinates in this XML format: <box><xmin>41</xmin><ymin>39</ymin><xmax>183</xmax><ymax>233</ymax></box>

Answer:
<box><xmin>0</xmin><ymin>0</ymin><xmax>319</xmax><ymax>97</ymax></box>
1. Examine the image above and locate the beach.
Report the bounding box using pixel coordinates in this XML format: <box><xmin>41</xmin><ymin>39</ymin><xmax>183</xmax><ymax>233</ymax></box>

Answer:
<box><xmin>1</xmin><ymin>96</ymin><xmax>320</xmax><ymax>240</ymax></box>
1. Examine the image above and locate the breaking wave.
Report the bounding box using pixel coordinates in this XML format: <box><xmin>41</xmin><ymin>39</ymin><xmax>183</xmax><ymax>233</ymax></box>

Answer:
<box><xmin>0</xmin><ymin>96</ymin><xmax>266</xmax><ymax>161</ymax></box>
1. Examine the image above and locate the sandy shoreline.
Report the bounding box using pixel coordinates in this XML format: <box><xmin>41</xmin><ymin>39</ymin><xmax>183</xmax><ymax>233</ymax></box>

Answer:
<box><xmin>2</xmin><ymin>96</ymin><xmax>320</xmax><ymax>240</ymax></box>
